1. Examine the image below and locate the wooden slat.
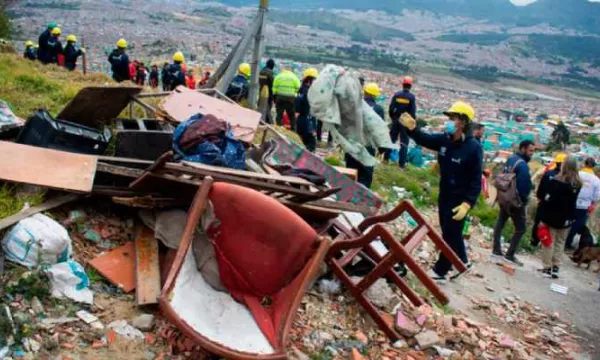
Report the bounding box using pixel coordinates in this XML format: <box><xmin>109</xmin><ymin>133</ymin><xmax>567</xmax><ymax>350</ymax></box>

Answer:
<box><xmin>135</xmin><ymin>226</ymin><xmax>161</xmax><ymax>305</ymax></box>
<box><xmin>404</xmin><ymin>226</ymin><xmax>430</xmax><ymax>253</ymax></box>
<box><xmin>0</xmin><ymin>193</ymin><xmax>81</xmax><ymax>231</ymax></box>
<box><xmin>0</xmin><ymin>141</ymin><xmax>97</xmax><ymax>193</ymax></box>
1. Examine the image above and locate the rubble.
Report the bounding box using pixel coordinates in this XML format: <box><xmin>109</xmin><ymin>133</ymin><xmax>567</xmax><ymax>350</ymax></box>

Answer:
<box><xmin>133</xmin><ymin>314</ymin><xmax>155</xmax><ymax>332</ymax></box>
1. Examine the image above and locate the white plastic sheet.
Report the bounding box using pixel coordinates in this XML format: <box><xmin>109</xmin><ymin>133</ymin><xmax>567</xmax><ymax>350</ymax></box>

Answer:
<box><xmin>45</xmin><ymin>261</ymin><xmax>94</xmax><ymax>305</ymax></box>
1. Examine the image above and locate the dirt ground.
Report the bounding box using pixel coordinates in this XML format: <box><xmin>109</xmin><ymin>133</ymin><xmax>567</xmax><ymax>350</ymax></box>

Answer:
<box><xmin>445</xmin><ymin>244</ymin><xmax>600</xmax><ymax>359</ymax></box>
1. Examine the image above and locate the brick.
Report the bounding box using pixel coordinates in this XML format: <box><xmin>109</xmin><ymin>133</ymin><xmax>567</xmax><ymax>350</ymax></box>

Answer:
<box><xmin>351</xmin><ymin>348</ymin><xmax>367</xmax><ymax>360</ymax></box>
<box><xmin>354</xmin><ymin>331</ymin><xmax>369</xmax><ymax>345</ymax></box>
<box><xmin>415</xmin><ymin>330</ymin><xmax>441</xmax><ymax>349</ymax></box>
<box><xmin>395</xmin><ymin>311</ymin><xmax>420</xmax><ymax>337</ymax></box>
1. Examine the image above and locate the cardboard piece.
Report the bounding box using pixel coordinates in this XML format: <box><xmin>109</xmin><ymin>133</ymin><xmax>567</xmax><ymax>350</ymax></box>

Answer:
<box><xmin>0</xmin><ymin>141</ymin><xmax>97</xmax><ymax>193</ymax></box>
<box><xmin>135</xmin><ymin>226</ymin><xmax>161</xmax><ymax>305</ymax></box>
<box><xmin>88</xmin><ymin>242</ymin><xmax>136</xmax><ymax>292</ymax></box>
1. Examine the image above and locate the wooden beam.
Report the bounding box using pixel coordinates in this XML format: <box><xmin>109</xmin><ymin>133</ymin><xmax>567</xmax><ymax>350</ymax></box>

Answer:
<box><xmin>0</xmin><ymin>193</ymin><xmax>81</xmax><ymax>231</ymax></box>
<box><xmin>135</xmin><ymin>226</ymin><xmax>161</xmax><ymax>305</ymax></box>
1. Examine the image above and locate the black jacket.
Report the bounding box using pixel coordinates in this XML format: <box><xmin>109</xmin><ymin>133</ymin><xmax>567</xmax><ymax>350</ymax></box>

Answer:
<box><xmin>537</xmin><ymin>174</ymin><xmax>581</xmax><ymax>229</ymax></box>
<box><xmin>108</xmin><ymin>49</ymin><xmax>130</xmax><ymax>82</ymax></box>
<box><xmin>259</xmin><ymin>67</ymin><xmax>275</xmax><ymax>100</ymax></box>
<box><xmin>389</xmin><ymin>89</ymin><xmax>416</xmax><ymax>121</ymax></box>
<box><xmin>408</xmin><ymin>128</ymin><xmax>483</xmax><ymax>207</ymax></box>
<box><xmin>45</xmin><ymin>37</ymin><xmax>62</xmax><ymax>64</ymax></box>
<box><xmin>38</xmin><ymin>29</ymin><xmax>50</xmax><ymax>62</ymax></box>
<box><xmin>63</xmin><ymin>43</ymin><xmax>83</xmax><ymax>71</ymax></box>
<box><xmin>365</xmin><ymin>96</ymin><xmax>384</xmax><ymax>120</ymax></box>
<box><xmin>167</xmin><ymin>63</ymin><xmax>186</xmax><ymax>90</ymax></box>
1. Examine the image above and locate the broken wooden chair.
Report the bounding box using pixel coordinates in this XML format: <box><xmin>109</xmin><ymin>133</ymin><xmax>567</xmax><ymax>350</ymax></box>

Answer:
<box><xmin>159</xmin><ymin>178</ymin><xmax>329</xmax><ymax>359</ymax></box>
<box><xmin>323</xmin><ymin>201</ymin><xmax>467</xmax><ymax>341</ymax></box>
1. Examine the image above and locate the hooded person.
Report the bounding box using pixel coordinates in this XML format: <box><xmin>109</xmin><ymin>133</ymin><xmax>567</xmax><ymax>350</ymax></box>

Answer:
<box><xmin>295</xmin><ymin>68</ymin><xmax>319</xmax><ymax>152</ymax></box>
<box><xmin>400</xmin><ymin>101</ymin><xmax>482</xmax><ymax>283</ymax></box>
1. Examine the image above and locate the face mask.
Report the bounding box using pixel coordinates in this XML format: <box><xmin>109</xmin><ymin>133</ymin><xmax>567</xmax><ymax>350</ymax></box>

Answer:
<box><xmin>445</xmin><ymin>121</ymin><xmax>456</xmax><ymax>135</ymax></box>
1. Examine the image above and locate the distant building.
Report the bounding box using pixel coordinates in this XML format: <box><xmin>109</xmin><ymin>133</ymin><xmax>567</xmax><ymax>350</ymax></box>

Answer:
<box><xmin>497</xmin><ymin>109</ymin><xmax>528</xmax><ymax>122</ymax></box>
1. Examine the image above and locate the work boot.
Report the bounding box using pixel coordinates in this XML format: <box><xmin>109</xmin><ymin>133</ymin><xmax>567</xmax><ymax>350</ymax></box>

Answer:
<box><xmin>491</xmin><ymin>250</ymin><xmax>504</xmax><ymax>259</ymax></box>
<box><xmin>552</xmin><ymin>266</ymin><xmax>560</xmax><ymax>279</ymax></box>
<box><xmin>450</xmin><ymin>263</ymin><xmax>472</xmax><ymax>281</ymax></box>
<box><xmin>504</xmin><ymin>255</ymin><xmax>524</xmax><ymax>267</ymax></box>
<box><xmin>542</xmin><ymin>268</ymin><xmax>552</xmax><ymax>278</ymax></box>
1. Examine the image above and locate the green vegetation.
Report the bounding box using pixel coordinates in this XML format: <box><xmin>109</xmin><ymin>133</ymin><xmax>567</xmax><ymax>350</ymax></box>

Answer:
<box><xmin>0</xmin><ymin>185</ymin><xmax>44</xmax><ymax>220</ymax></box>
<box><xmin>435</xmin><ymin>33</ymin><xmax>511</xmax><ymax>46</ymax></box>
<box><xmin>586</xmin><ymin>134</ymin><xmax>600</xmax><ymax>147</ymax></box>
<box><xmin>526</xmin><ymin>35</ymin><xmax>600</xmax><ymax>65</ymax></box>
<box><xmin>5</xmin><ymin>271</ymin><xmax>51</xmax><ymax>301</ymax></box>
<box><xmin>270</xmin><ymin>10</ymin><xmax>414</xmax><ymax>42</ymax></box>
<box><xmin>23</xmin><ymin>1</ymin><xmax>81</xmax><ymax>10</ymax></box>
<box><xmin>0</xmin><ymin>5</ymin><xmax>9</xmax><ymax>38</ymax></box>
<box><xmin>194</xmin><ymin>6</ymin><xmax>233</xmax><ymax>18</ymax></box>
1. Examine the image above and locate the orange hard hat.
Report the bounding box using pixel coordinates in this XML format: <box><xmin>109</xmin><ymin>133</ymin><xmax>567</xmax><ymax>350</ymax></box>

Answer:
<box><xmin>403</xmin><ymin>76</ymin><xmax>413</xmax><ymax>85</ymax></box>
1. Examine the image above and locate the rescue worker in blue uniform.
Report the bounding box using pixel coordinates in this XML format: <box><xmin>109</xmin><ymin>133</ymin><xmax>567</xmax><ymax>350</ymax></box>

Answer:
<box><xmin>38</xmin><ymin>21</ymin><xmax>56</xmax><ymax>63</ymax></box>
<box><xmin>225</xmin><ymin>63</ymin><xmax>251</xmax><ymax>104</ymax></box>
<box><xmin>23</xmin><ymin>41</ymin><xmax>37</xmax><ymax>61</ymax></box>
<box><xmin>364</xmin><ymin>82</ymin><xmax>384</xmax><ymax>120</ymax></box>
<box><xmin>296</xmin><ymin>68</ymin><xmax>319</xmax><ymax>152</ymax></box>
<box><xmin>45</xmin><ymin>27</ymin><xmax>63</xmax><ymax>65</ymax></box>
<box><xmin>63</xmin><ymin>35</ymin><xmax>85</xmax><ymax>71</ymax></box>
<box><xmin>387</xmin><ymin>76</ymin><xmax>417</xmax><ymax>168</ymax></box>
<box><xmin>108</xmin><ymin>38</ymin><xmax>130</xmax><ymax>83</ymax></box>
<box><xmin>401</xmin><ymin>101</ymin><xmax>482</xmax><ymax>283</ymax></box>
<box><xmin>167</xmin><ymin>51</ymin><xmax>186</xmax><ymax>90</ymax></box>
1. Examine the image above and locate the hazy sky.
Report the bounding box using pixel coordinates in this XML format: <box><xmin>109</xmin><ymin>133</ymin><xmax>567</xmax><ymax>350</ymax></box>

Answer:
<box><xmin>511</xmin><ymin>0</ymin><xmax>600</xmax><ymax>5</ymax></box>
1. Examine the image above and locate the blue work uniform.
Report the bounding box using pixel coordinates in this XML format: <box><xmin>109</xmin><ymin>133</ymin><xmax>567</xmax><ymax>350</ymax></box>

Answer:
<box><xmin>23</xmin><ymin>47</ymin><xmax>36</xmax><ymax>61</ymax></box>
<box><xmin>167</xmin><ymin>63</ymin><xmax>186</xmax><ymax>91</ymax></box>
<box><xmin>388</xmin><ymin>90</ymin><xmax>417</xmax><ymax>167</ymax></box>
<box><xmin>45</xmin><ymin>37</ymin><xmax>62</xmax><ymax>65</ymax></box>
<box><xmin>37</xmin><ymin>29</ymin><xmax>51</xmax><ymax>63</ymax></box>
<box><xmin>407</xmin><ymin>127</ymin><xmax>483</xmax><ymax>276</ymax></box>
<box><xmin>295</xmin><ymin>83</ymin><xmax>317</xmax><ymax>152</ymax></box>
<box><xmin>225</xmin><ymin>74</ymin><xmax>249</xmax><ymax>103</ymax></box>
<box><xmin>108</xmin><ymin>49</ymin><xmax>130</xmax><ymax>83</ymax></box>
<box><xmin>63</xmin><ymin>43</ymin><xmax>83</xmax><ymax>71</ymax></box>
<box><xmin>365</xmin><ymin>96</ymin><xmax>385</xmax><ymax>120</ymax></box>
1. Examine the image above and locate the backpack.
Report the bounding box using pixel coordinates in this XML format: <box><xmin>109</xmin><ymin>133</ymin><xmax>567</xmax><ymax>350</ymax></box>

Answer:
<box><xmin>494</xmin><ymin>158</ymin><xmax>525</xmax><ymax>209</ymax></box>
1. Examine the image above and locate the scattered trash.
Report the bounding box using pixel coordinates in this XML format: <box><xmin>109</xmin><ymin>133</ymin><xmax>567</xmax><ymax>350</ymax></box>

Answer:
<box><xmin>318</xmin><ymin>279</ymin><xmax>342</xmax><ymax>295</ymax></box>
<box><xmin>132</xmin><ymin>314</ymin><xmax>155</xmax><ymax>332</ymax></box>
<box><xmin>76</xmin><ymin>310</ymin><xmax>104</xmax><ymax>330</ymax></box>
<box><xmin>107</xmin><ymin>320</ymin><xmax>144</xmax><ymax>340</ymax></box>
<box><xmin>45</xmin><ymin>260</ymin><xmax>93</xmax><ymax>304</ymax></box>
<box><xmin>550</xmin><ymin>283</ymin><xmax>569</xmax><ymax>295</ymax></box>
<box><xmin>88</xmin><ymin>242</ymin><xmax>136</xmax><ymax>293</ymax></box>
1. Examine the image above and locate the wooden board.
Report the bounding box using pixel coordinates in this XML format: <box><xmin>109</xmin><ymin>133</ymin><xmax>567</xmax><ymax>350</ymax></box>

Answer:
<box><xmin>0</xmin><ymin>141</ymin><xmax>97</xmax><ymax>193</ymax></box>
<box><xmin>135</xmin><ymin>226</ymin><xmax>161</xmax><ymax>305</ymax></box>
<box><xmin>88</xmin><ymin>242</ymin><xmax>136</xmax><ymax>293</ymax></box>
<box><xmin>0</xmin><ymin>193</ymin><xmax>81</xmax><ymax>231</ymax></box>
<box><xmin>333</xmin><ymin>166</ymin><xmax>358</xmax><ymax>181</ymax></box>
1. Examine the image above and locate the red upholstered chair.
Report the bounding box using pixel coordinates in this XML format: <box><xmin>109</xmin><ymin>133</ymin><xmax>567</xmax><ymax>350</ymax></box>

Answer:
<box><xmin>160</xmin><ymin>179</ymin><xmax>328</xmax><ymax>360</ymax></box>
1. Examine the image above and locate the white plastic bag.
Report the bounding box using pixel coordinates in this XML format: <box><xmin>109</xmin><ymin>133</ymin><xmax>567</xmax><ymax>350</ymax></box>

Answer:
<box><xmin>2</xmin><ymin>214</ymin><xmax>72</xmax><ymax>268</ymax></box>
<box><xmin>45</xmin><ymin>260</ymin><xmax>94</xmax><ymax>304</ymax></box>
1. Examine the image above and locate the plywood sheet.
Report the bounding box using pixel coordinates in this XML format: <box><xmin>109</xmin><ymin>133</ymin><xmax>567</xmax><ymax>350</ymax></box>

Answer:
<box><xmin>88</xmin><ymin>242</ymin><xmax>136</xmax><ymax>293</ymax></box>
<box><xmin>159</xmin><ymin>86</ymin><xmax>260</xmax><ymax>143</ymax></box>
<box><xmin>0</xmin><ymin>141</ymin><xmax>97</xmax><ymax>193</ymax></box>
<box><xmin>135</xmin><ymin>226</ymin><xmax>161</xmax><ymax>305</ymax></box>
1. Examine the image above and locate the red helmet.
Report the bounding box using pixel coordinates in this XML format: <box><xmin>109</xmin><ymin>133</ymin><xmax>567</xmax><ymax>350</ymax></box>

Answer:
<box><xmin>403</xmin><ymin>76</ymin><xmax>413</xmax><ymax>85</ymax></box>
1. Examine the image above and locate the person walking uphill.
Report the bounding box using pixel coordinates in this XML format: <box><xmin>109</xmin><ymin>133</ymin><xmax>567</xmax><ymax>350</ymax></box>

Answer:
<box><xmin>38</xmin><ymin>21</ymin><xmax>56</xmax><ymax>63</ymax></box>
<box><xmin>23</xmin><ymin>41</ymin><xmax>36</xmax><ymax>60</ymax></box>
<box><xmin>295</xmin><ymin>68</ymin><xmax>319</xmax><ymax>152</ymax></box>
<box><xmin>225</xmin><ymin>63</ymin><xmax>251</xmax><ymax>105</ymax></box>
<box><xmin>565</xmin><ymin>157</ymin><xmax>600</xmax><ymax>249</ymax></box>
<box><xmin>400</xmin><ymin>101</ymin><xmax>482</xmax><ymax>283</ymax></box>
<box><xmin>387</xmin><ymin>76</ymin><xmax>417</xmax><ymax>168</ymax></box>
<box><xmin>259</xmin><ymin>59</ymin><xmax>276</xmax><ymax>123</ymax></box>
<box><xmin>166</xmin><ymin>52</ymin><xmax>186</xmax><ymax>91</ymax></box>
<box><xmin>108</xmin><ymin>38</ymin><xmax>130</xmax><ymax>83</ymax></box>
<box><xmin>63</xmin><ymin>35</ymin><xmax>85</xmax><ymax>71</ymax></box>
<box><xmin>273</xmin><ymin>67</ymin><xmax>301</xmax><ymax>131</ymax></box>
<box><xmin>492</xmin><ymin>140</ymin><xmax>536</xmax><ymax>266</ymax></box>
<box><xmin>45</xmin><ymin>27</ymin><xmax>63</xmax><ymax>65</ymax></box>
<box><xmin>536</xmin><ymin>156</ymin><xmax>582</xmax><ymax>279</ymax></box>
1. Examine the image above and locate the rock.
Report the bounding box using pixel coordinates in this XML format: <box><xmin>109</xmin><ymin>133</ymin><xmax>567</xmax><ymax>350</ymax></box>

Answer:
<box><xmin>354</xmin><ymin>331</ymin><xmax>368</xmax><ymax>345</ymax></box>
<box><xmin>30</xmin><ymin>297</ymin><xmax>44</xmax><ymax>314</ymax></box>
<box><xmin>107</xmin><ymin>320</ymin><xmax>144</xmax><ymax>340</ymax></box>
<box><xmin>433</xmin><ymin>346</ymin><xmax>456</xmax><ymax>357</ymax></box>
<box><xmin>144</xmin><ymin>351</ymin><xmax>155</xmax><ymax>360</ymax></box>
<box><xmin>325</xmin><ymin>346</ymin><xmax>338</xmax><ymax>356</ymax></box>
<box><xmin>364</xmin><ymin>279</ymin><xmax>397</xmax><ymax>309</ymax></box>
<box><xmin>485</xmin><ymin>286</ymin><xmax>495</xmax><ymax>292</ymax></box>
<box><xmin>132</xmin><ymin>314</ymin><xmax>155</xmax><ymax>332</ymax></box>
<box><xmin>392</xmin><ymin>340</ymin><xmax>408</xmax><ymax>349</ymax></box>
<box><xmin>497</xmin><ymin>335</ymin><xmax>516</xmax><ymax>349</ymax></box>
<box><xmin>42</xmin><ymin>337</ymin><xmax>59</xmax><ymax>351</ymax></box>
<box><xmin>443</xmin><ymin>315</ymin><xmax>454</xmax><ymax>329</ymax></box>
<box><xmin>551</xmin><ymin>312</ymin><xmax>560</xmax><ymax>320</ymax></box>
<box><xmin>395</xmin><ymin>311</ymin><xmax>421</xmax><ymax>337</ymax></box>
<box><xmin>415</xmin><ymin>330</ymin><xmax>441</xmax><ymax>349</ymax></box>
<box><xmin>350</xmin><ymin>348</ymin><xmax>366</xmax><ymax>360</ymax></box>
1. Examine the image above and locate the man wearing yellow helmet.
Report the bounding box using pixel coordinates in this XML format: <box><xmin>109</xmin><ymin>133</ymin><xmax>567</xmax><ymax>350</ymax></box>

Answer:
<box><xmin>363</xmin><ymin>82</ymin><xmax>384</xmax><ymax>119</ymax></box>
<box><xmin>108</xmin><ymin>38</ymin><xmax>131</xmax><ymax>82</ymax></box>
<box><xmin>295</xmin><ymin>68</ymin><xmax>319</xmax><ymax>152</ymax></box>
<box><xmin>165</xmin><ymin>51</ymin><xmax>186</xmax><ymax>91</ymax></box>
<box><xmin>63</xmin><ymin>35</ymin><xmax>85</xmax><ymax>71</ymax></box>
<box><xmin>23</xmin><ymin>41</ymin><xmax>36</xmax><ymax>61</ymax></box>
<box><xmin>38</xmin><ymin>21</ymin><xmax>56</xmax><ymax>63</ymax></box>
<box><xmin>44</xmin><ymin>27</ymin><xmax>63</xmax><ymax>65</ymax></box>
<box><xmin>400</xmin><ymin>101</ymin><xmax>483</xmax><ymax>282</ymax></box>
<box><xmin>225</xmin><ymin>63</ymin><xmax>251</xmax><ymax>104</ymax></box>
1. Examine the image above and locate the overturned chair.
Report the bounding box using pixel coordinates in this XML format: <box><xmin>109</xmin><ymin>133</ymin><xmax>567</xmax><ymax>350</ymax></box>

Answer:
<box><xmin>159</xmin><ymin>177</ymin><xmax>329</xmax><ymax>359</ymax></box>
<box><xmin>323</xmin><ymin>201</ymin><xmax>467</xmax><ymax>341</ymax></box>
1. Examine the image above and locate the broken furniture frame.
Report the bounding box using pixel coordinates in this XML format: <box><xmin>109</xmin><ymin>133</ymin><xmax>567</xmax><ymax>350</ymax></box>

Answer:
<box><xmin>324</xmin><ymin>201</ymin><xmax>467</xmax><ymax>341</ymax></box>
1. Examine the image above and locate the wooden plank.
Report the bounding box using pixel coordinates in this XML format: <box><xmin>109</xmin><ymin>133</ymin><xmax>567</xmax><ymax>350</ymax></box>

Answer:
<box><xmin>333</xmin><ymin>166</ymin><xmax>358</xmax><ymax>181</ymax></box>
<box><xmin>180</xmin><ymin>161</ymin><xmax>315</xmax><ymax>187</ymax></box>
<box><xmin>135</xmin><ymin>226</ymin><xmax>161</xmax><ymax>305</ymax></box>
<box><xmin>0</xmin><ymin>193</ymin><xmax>81</xmax><ymax>231</ymax></box>
<box><xmin>0</xmin><ymin>141</ymin><xmax>97</xmax><ymax>193</ymax></box>
<box><xmin>97</xmin><ymin>162</ymin><xmax>144</xmax><ymax>178</ymax></box>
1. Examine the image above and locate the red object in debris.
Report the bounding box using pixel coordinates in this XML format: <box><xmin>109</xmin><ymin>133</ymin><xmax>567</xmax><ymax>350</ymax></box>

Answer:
<box><xmin>88</xmin><ymin>242</ymin><xmax>136</xmax><ymax>293</ymax></box>
<box><xmin>537</xmin><ymin>223</ymin><xmax>553</xmax><ymax>247</ymax></box>
<box><xmin>57</xmin><ymin>53</ymin><xmax>65</xmax><ymax>67</ymax></box>
<box><xmin>282</xmin><ymin>112</ymin><xmax>290</xmax><ymax>128</ymax></box>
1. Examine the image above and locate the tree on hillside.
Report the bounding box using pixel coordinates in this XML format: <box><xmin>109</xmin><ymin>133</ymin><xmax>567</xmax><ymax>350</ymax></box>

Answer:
<box><xmin>550</xmin><ymin>121</ymin><xmax>570</xmax><ymax>151</ymax></box>
<box><xmin>0</xmin><ymin>0</ymin><xmax>16</xmax><ymax>38</ymax></box>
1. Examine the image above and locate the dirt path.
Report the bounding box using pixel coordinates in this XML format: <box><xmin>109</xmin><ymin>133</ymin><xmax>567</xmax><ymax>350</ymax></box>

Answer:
<box><xmin>444</xmin><ymin>245</ymin><xmax>599</xmax><ymax>359</ymax></box>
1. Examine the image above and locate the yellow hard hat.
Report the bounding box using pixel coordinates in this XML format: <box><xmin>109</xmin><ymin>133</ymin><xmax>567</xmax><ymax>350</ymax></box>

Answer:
<box><xmin>34</xmin><ymin>45</ymin><xmax>39</xmax><ymax>49</ymax></box>
<box><xmin>239</xmin><ymin>63</ymin><xmax>251</xmax><ymax>77</ymax></box>
<box><xmin>51</xmin><ymin>27</ymin><xmax>61</xmax><ymax>36</ymax></box>
<box><xmin>444</xmin><ymin>101</ymin><xmax>475</xmax><ymax>122</ymax></box>
<box><xmin>116</xmin><ymin>38</ymin><xmax>127</xmax><ymax>49</ymax></box>
<box><xmin>364</xmin><ymin>82</ymin><xmax>381</xmax><ymax>97</ymax></box>
<box><xmin>172</xmin><ymin>51</ymin><xmax>184</xmax><ymax>63</ymax></box>
<box><xmin>66</xmin><ymin>34</ymin><xmax>77</xmax><ymax>43</ymax></box>
<box><xmin>25</xmin><ymin>40</ymin><xmax>34</xmax><ymax>47</ymax></box>
<box><xmin>555</xmin><ymin>153</ymin><xmax>567</xmax><ymax>164</ymax></box>
<box><xmin>303</xmin><ymin>68</ymin><xmax>319</xmax><ymax>79</ymax></box>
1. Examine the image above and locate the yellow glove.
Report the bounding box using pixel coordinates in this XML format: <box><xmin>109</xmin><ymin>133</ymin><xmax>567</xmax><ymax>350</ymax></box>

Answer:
<box><xmin>400</xmin><ymin>112</ymin><xmax>416</xmax><ymax>131</ymax></box>
<box><xmin>452</xmin><ymin>202</ymin><xmax>471</xmax><ymax>221</ymax></box>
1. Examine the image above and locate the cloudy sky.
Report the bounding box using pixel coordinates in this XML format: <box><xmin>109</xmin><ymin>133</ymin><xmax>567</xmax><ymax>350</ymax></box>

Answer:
<box><xmin>511</xmin><ymin>0</ymin><xmax>600</xmax><ymax>4</ymax></box>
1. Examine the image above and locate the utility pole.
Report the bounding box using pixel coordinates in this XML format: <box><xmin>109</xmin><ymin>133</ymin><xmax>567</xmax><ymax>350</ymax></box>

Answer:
<box><xmin>247</xmin><ymin>0</ymin><xmax>268</xmax><ymax>109</ymax></box>
<box><xmin>81</xmin><ymin>35</ymin><xmax>87</xmax><ymax>75</ymax></box>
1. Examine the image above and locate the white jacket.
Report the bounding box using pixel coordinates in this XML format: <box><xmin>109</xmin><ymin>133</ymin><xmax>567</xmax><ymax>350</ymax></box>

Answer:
<box><xmin>576</xmin><ymin>171</ymin><xmax>600</xmax><ymax>209</ymax></box>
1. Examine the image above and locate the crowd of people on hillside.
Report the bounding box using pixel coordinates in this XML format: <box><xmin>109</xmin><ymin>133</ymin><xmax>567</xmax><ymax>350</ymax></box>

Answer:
<box><xmin>24</xmin><ymin>21</ymin><xmax>86</xmax><ymax>71</ymax></box>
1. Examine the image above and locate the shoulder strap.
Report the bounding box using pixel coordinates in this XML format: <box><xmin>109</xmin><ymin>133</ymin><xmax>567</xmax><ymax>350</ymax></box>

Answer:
<box><xmin>509</xmin><ymin>158</ymin><xmax>524</xmax><ymax>173</ymax></box>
